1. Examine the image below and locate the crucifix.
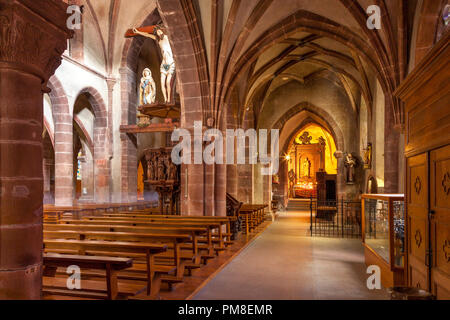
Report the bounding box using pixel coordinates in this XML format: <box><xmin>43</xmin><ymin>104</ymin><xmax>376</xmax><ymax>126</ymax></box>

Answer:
<box><xmin>126</xmin><ymin>25</ymin><xmax>175</xmax><ymax>104</ymax></box>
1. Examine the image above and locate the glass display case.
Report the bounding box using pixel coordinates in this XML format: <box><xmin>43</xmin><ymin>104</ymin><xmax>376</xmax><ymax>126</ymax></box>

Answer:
<box><xmin>362</xmin><ymin>194</ymin><xmax>405</xmax><ymax>288</ymax></box>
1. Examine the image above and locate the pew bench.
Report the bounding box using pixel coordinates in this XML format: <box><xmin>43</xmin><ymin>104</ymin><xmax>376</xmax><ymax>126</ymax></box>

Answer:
<box><xmin>43</xmin><ymin>253</ymin><xmax>133</xmax><ymax>300</ymax></box>
<box><xmin>43</xmin><ymin>239</ymin><xmax>168</xmax><ymax>299</ymax></box>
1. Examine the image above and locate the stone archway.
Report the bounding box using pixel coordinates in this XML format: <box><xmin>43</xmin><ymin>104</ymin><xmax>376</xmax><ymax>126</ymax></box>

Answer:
<box><xmin>366</xmin><ymin>175</ymin><xmax>378</xmax><ymax>194</ymax></box>
<box><xmin>271</xmin><ymin>103</ymin><xmax>347</xmax><ymax>204</ymax></box>
<box><xmin>273</xmin><ymin>102</ymin><xmax>345</xmax><ymax>152</ymax></box>
<box><xmin>119</xmin><ymin>1</ymin><xmax>212</xmax><ymax>215</ymax></box>
<box><xmin>76</xmin><ymin>87</ymin><xmax>110</xmax><ymax>203</ymax></box>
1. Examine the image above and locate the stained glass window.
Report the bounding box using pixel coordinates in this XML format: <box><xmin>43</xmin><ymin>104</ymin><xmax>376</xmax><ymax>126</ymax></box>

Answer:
<box><xmin>77</xmin><ymin>151</ymin><xmax>82</xmax><ymax>181</ymax></box>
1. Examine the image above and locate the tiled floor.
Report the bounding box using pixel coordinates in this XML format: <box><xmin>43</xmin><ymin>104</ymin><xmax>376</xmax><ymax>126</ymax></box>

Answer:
<box><xmin>192</xmin><ymin>211</ymin><xmax>390</xmax><ymax>300</ymax></box>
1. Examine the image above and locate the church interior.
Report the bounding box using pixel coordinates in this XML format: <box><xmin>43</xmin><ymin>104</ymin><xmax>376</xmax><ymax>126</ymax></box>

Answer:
<box><xmin>0</xmin><ymin>0</ymin><xmax>449</xmax><ymax>301</ymax></box>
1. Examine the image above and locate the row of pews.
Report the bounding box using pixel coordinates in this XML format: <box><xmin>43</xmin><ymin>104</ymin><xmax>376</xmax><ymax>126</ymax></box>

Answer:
<box><xmin>42</xmin><ymin>201</ymin><xmax>268</xmax><ymax>300</ymax></box>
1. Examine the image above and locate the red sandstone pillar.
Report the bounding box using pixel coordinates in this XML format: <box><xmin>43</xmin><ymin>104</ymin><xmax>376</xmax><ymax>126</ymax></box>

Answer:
<box><xmin>54</xmin><ymin>106</ymin><xmax>74</xmax><ymax>206</ymax></box>
<box><xmin>237</xmin><ymin>108</ymin><xmax>255</xmax><ymax>203</ymax></box>
<box><xmin>384</xmin><ymin>97</ymin><xmax>399</xmax><ymax>193</ymax></box>
<box><xmin>334</xmin><ymin>151</ymin><xmax>346</xmax><ymax>199</ymax></box>
<box><xmin>215</xmin><ymin>163</ymin><xmax>227</xmax><ymax>217</ymax></box>
<box><xmin>226</xmin><ymin>164</ymin><xmax>238</xmax><ymax>198</ymax></box>
<box><xmin>0</xmin><ymin>0</ymin><xmax>71</xmax><ymax>299</ymax></box>
<box><xmin>43</xmin><ymin>158</ymin><xmax>53</xmax><ymax>204</ymax></box>
<box><xmin>225</xmin><ymin>108</ymin><xmax>238</xmax><ymax>199</ymax></box>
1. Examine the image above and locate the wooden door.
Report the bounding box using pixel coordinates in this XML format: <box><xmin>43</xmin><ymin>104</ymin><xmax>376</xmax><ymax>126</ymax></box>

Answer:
<box><xmin>406</xmin><ymin>153</ymin><xmax>430</xmax><ymax>290</ymax></box>
<box><xmin>430</xmin><ymin>145</ymin><xmax>450</xmax><ymax>299</ymax></box>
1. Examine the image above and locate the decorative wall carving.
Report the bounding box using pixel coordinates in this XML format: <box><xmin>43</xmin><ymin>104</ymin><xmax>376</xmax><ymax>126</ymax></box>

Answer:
<box><xmin>444</xmin><ymin>240</ymin><xmax>450</xmax><ymax>262</ymax></box>
<box><xmin>297</xmin><ymin>131</ymin><xmax>313</xmax><ymax>145</ymax></box>
<box><xmin>415</xmin><ymin>176</ymin><xmax>422</xmax><ymax>195</ymax></box>
<box><xmin>145</xmin><ymin>148</ymin><xmax>179</xmax><ymax>183</ymax></box>
<box><xmin>415</xmin><ymin>229</ymin><xmax>422</xmax><ymax>248</ymax></box>
<box><xmin>0</xmin><ymin>3</ymin><xmax>71</xmax><ymax>81</ymax></box>
<box><xmin>363</xmin><ymin>143</ymin><xmax>372</xmax><ymax>169</ymax></box>
<box><xmin>144</xmin><ymin>147</ymin><xmax>180</xmax><ymax>215</ymax></box>
<box><xmin>442</xmin><ymin>172</ymin><xmax>450</xmax><ymax>195</ymax></box>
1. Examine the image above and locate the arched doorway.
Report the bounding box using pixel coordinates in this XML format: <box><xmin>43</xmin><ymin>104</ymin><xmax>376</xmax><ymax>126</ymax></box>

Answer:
<box><xmin>366</xmin><ymin>176</ymin><xmax>378</xmax><ymax>194</ymax></box>
<box><xmin>42</xmin><ymin>124</ymin><xmax>55</xmax><ymax>205</ymax></box>
<box><xmin>283</xmin><ymin>123</ymin><xmax>337</xmax><ymax>201</ymax></box>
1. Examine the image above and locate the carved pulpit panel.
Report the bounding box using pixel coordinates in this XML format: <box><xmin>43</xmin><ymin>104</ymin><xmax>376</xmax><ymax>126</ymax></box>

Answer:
<box><xmin>144</xmin><ymin>147</ymin><xmax>180</xmax><ymax>215</ymax></box>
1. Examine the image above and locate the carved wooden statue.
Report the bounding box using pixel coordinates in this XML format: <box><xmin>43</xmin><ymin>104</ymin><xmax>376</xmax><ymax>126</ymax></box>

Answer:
<box><xmin>157</xmin><ymin>156</ymin><xmax>166</xmax><ymax>180</ymax></box>
<box><xmin>132</xmin><ymin>25</ymin><xmax>175</xmax><ymax>103</ymax></box>
<box><xmin>139</xmin><ymin>68</ymin><xmax>156</xmax><ymax>105</ymax></box>
<box><xmin>363</xmin><ymin>143</ymin><xmax>372</xmax><ymax>169</ymax></box>
<box><xmin>345</xmin><ymin>153</ymin><xmax>357</xmax><ymax>184</ymax></box>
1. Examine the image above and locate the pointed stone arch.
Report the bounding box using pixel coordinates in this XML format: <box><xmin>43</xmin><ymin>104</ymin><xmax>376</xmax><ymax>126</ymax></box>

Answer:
<box><xmin>47</xmin><ymin>75</ymin><xmax>73</xmax><ymax>206</ymax></box>
<box><xmin>75</xmin><ymin>87</ymin><xmax>110</xmax><ymax>203</ymax></box>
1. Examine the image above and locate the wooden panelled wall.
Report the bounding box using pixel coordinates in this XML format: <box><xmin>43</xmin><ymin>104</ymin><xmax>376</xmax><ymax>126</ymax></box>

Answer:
<box><xmin>395</xmin><ymin>32</ymin><xmax>450</xmax><ymax>299</ymax></box>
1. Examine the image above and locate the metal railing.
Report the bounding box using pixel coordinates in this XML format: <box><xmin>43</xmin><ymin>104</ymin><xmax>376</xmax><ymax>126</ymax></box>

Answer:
<box><xmin>310</xmin><ymin>197</ymin><xmax>362</xmax><ymax>238</ymax></box>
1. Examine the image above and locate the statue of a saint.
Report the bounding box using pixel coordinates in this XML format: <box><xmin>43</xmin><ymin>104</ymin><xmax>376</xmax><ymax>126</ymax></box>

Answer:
<box><xmin>148</xmin><ymin>153</ymin><xmax>157</xmax><ymax>181</ymax></box>
<box><xmin>133</xmin><ymin>25</ymin><xmax>175</xmax><ymax>104</ymax></box>
<box><xmin>363</xmin><ymin>143</ymin><xmax>372</xmax><ymax>169</ymax></box>
<box><xmin>302</xmin><ymin>158</ymin><xmax>311</xmax><ymax>178</ymax></box>
<box><xmin>157</xmin><ymin>156</ymin><xmax>166</xmax><ymax>181</ymax></box>
<box><xmin>140</xmin><ymin>68</ymin><xmax>156</xmax><ymax>105</ymax></box>
<box><xmin>288</xmin><ymin>169</ymin><xmax>295</xmax><ymax>198</ymax></box>
<box><xmin>166</xmin><ymin>159</ymin><xmax>177</xmax><ymax>181</ymax></box>
<box><xmin>345</xmin><ymin>153</ymin><xmax>357</xmax><ymax>184</ymax></box>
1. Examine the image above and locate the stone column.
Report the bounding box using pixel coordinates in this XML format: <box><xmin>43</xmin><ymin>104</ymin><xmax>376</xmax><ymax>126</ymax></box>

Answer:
<box><xmin>119</xmin><ymin>67</ymin><xmax>138</xmax><ymax>203</ymax></box>
<box><xmin>384</xmin><ymin>97</ymin><xmax>399</xmax><ymax>193</ymax></box>
<box><xmin>225</xmin><ymin>106</ymin><xmax>238</xmax><ymax>198</ymax></box>
<box><xmin>0</xmin><ymin>0</ymin><xmax>71</xmax><ymax>299</ymax></box>
<box><xmin>226</xmin><ymin>164</ymin><xmax>238</xmax><ymax>198</ymax></box>
<box><xmin>79</xmin><ymin>154</ymin><xmax>94</xmax><ymax>202</ymax></box>
<box><xmin>54</xmin><ymin>101</ymin><xmax>74</xmax><ymax>206</ymax></box>
<box><xmin>43</xmin><ymin>158</ymin><xmax>53</xmax><ymax>204</ymax></box>
<box><xmin>105</xmin><ymin>78</ymin><xmax>115</xmax><ymax>202</ymax></box>
<box><xmin>237</xmin><ymin>108</ymin><xmax>254</xmax><ymax>203</ymax></box>
<box><xmin>334</xmin><ymin>151</ymin><xmax>345</xmax><ymax>199</ymax></box>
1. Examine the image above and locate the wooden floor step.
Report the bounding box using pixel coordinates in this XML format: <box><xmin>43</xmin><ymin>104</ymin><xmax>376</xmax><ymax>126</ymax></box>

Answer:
<box><xmin>43</xmin><ymin>287</ymin><xmax>108</xmax><ymax>300</ymax></box>
<box><xmin>43</xmin><ymin>277</ymin><xmax>142</xmax><ymax>299</ymax></box>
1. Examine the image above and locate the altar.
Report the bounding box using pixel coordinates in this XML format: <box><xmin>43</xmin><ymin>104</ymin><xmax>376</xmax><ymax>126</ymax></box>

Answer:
<box><xmin>287</xmin><ymin>132</ymin><xmax>326</xmax><ymax>199</ymax></box>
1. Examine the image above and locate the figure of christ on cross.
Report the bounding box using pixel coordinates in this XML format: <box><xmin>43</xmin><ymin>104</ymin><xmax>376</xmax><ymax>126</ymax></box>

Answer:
<box><xmin>128</xmin><ymin>25</ymin><xmax>175</xmax><ymax>104</ymax></box>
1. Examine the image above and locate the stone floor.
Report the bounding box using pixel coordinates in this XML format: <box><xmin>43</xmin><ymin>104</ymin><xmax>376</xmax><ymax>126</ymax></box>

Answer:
<box><xmin>192</xmin><ymin>211</ymin><xmax>390</xmax><ymax>300</ymax></box>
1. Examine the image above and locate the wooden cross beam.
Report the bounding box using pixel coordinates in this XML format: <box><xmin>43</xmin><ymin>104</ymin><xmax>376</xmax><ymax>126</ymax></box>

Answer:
<box><xmin>125</xmin><ymin>25</ymin><xmax>156</xmax><ymax>38</ymax></box>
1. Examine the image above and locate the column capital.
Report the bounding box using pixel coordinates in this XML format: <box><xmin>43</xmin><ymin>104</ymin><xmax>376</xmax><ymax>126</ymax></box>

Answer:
<box><xmin>0</xmin><ymin>0</ymin><xmax>73</xmax><ymax>82</ymax></box>
<box><xmin>106</xmin><ymin>77</ymin><xmax>117</xmax><ymax>91</ymax></box>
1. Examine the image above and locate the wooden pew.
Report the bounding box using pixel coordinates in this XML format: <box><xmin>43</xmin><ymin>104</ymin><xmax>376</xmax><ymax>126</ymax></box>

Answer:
<box><xmin>239</xmin><ymin>204</ymin><xmax>268</xmax><ymax>234</ymax></box>
<box><xmin>43</xmin><ymin>253</ymin><xmax>133</xmax><ymax>300</ymax></box>
<box><xmin>44</xmin><ymin>202</ymin><xmax>158</xmax><ymax>222</ymax></box>
<box><xmin>77</xmin><ymin>217</ymin><xmax>227</xmax><ymax>253</ymax></box>
<box><xmin>44</xmin><ymin>223</ymin><xmax>209</xmax><ymax>278</ymax></box>
<box><xmin>43</xmin><ymin>230</ymin><xmax>193</xmax><ymax>282</ymax></box>
<box><xmin>43</xmin><ymin>239</ymin><xmax>168</xmax><ymax>299</ymax></box>
<box><xmin>92</xmin><ymin>214</ymin><xmax>237</xmax><ymax>246</ymax></box>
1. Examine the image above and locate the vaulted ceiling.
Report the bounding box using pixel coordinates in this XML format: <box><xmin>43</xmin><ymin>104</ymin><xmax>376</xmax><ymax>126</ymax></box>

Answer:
<box><xmin>69</xmin><ymin>0</ymin><xmax>431</xmax><ymax>130</ymax></box>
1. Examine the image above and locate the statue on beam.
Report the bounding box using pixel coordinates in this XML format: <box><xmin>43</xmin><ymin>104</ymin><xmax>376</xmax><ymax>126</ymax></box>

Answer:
<box><xmin>130</xmin><ymin>25</ymin><xmax>175</xmax><ymax>104</ymax></box>
<box><xmin>140</xmin><ymin>68</ymin><xmax>156</xmax><ymax>105</ymax></box>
